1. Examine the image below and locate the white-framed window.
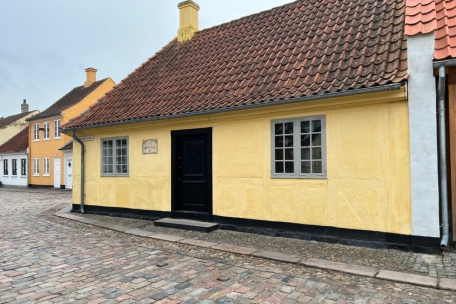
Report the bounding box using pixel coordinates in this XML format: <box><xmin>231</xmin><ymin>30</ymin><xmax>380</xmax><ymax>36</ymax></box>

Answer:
<box><xmin>271</xmin><ymin>115</ymin><xmax>327</xmax><ymax>178</ymax></box>
<box><xmin>101</xmin><ymin>137</ymin><xmax>129</xmax><ymax>176</ymax></box>
<box><xmin>3</xmin><ymin>159</ymin><xmax>8</xmax><ymax>176</ymax></box>
<box><xmin>33</xmin><ymin>123</ymin><xmax>39</xmax><ymax>141</ymax></box>
<box><xmin>12</xmin><ymin>159</ymin><xmax>17</xmax><ymax>176</ymax></box>
<box><xmin>54</xmin><ymin>120</ymin><xmax>60</xmax><ymax>139</ymax></box>
<box><xmin>21</xmin><ymin>159</ymin><xmax>27</xmax><ymax>176</ymax></box>
<box><xmin>43</xmin><ymin>122</ymin><xmax>50</xmax><ymax>140</ymax></box>
<box><xmin>33</xmin><ymin>158</ymin><xmax>40</xmax><ymax>176</ymax></box>
<box><xmin>43</xmin><ymin>157</ymin><xmax>50</xmax><ymax>176</ymax></box>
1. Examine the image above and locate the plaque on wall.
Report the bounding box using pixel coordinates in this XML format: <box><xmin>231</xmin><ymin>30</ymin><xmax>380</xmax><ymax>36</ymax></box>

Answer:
<box><xmin>143</xmin><ymin>139</ymin><xmax>158</xmax><ymax>154</ymax></box>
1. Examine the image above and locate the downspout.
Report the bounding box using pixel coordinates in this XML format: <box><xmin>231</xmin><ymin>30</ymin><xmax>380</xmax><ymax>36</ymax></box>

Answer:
<box><xmin>438</xmin><ymin>66</ymin><xmax>450</xmax><ymax>248</ymax></box>
<box><xmin>72</xmin><ymin>131</ymin><xmax>85</xmax><ymax>214</ymax></box>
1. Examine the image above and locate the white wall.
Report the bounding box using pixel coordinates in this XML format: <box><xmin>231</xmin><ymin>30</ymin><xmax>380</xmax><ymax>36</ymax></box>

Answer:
<box><xmin>407</xmin><ymin>33</ymin><xmax>440</xmax><ymax>238</ymax></box>
<box><xmin>0</xmin><ymin>153</ymin><xmax>28</xmax><ymax>187</ymax></box>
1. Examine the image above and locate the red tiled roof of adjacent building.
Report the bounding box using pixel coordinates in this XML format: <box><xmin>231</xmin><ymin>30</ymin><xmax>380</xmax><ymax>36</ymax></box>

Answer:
<box><xmin>0</xmin><ymin>127</ymin><xmax>29</xmax><ymax>153</ymax></box>
<box><xmin>27</xmin><ymin>79</ymin><xmax>109</xmax><ymax>122</ymax></box>
<box><xmin>405</xmin><ymin>0</ymin><xmax>456</xmax><ymax>60</ymax></box>
<box><xmin>59</xmin><ymin>140</ymin><xmax>73</xmax><ymax>151</ymax></box>
<box><xmin>63</xmin><ymin>0</ymin><xmax>408</xmax><ymax>130</ymax></box>
<box><xmin>0</xmin><ymin>111</ymin><xmax>36</xmax><ymax>129</ymax></box>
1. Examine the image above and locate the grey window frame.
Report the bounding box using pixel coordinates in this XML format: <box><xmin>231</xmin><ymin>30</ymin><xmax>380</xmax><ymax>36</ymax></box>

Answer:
<box><xmin>21</xmin><ymin>159</ymin><xmax>26</xmax><ymax>176</ymax></box>
<box><xmin>12</xmin><ymin>159</ymin><xmax>17</xmax><ymax>176</ymax></box>
<box><xmin>271</xmin><ymin>115</ymin><xmax>327</xmax><ymax>179</ymax></box>
<box><xmin>100</xmin><ymin>136</ymin><xmax>129</xmax><ymax>177</ymax></box>
<box><xmin>3</xmin><ymin>159</ymin><xmax>8</xmax><ymax>176</ymax></box>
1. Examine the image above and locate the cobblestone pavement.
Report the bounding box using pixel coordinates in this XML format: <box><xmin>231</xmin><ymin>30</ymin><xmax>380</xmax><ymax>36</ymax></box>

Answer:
<box><xmin>62</xmin><ymin>199</ymin><xmax>456</xmax><ymax>280</ymax></box>
<box><xmin>1</xmin><ymin>188</ymin><xmax>456</xmax><ymax>303</ymax></box>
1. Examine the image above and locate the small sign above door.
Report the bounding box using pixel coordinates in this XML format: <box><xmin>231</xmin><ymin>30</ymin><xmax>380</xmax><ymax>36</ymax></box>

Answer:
<box><xmin>143</xmin><ymin>139</ymin><xmax>158</xmax><ymax>154</ymax></box>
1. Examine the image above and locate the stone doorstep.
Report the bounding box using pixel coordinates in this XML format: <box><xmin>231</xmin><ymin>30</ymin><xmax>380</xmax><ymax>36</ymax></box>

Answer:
<box><xmin>154</xmin><ymin>218</ymin><xmax>219</xmax><ymax>233</ymax></box>
<box><xmin>376</xmin><ymin>270</ymin><xmax>438</xmax><ymax>288</ymax></box>
<box><xmin>53</xmin><ymin>208</ymin><xmax>455</xmax><ymax>291</ymax></box>
<box><xmin>301</xmin><ymin>258</ymin><xmax>378</xmax><ymax>278</ymax></box>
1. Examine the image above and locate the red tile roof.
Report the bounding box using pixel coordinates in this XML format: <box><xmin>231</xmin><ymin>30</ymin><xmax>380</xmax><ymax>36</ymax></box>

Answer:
<box><xmin>405</xmin><ymin>0</ymin><xmax>456</xmax><ymax>60</ymax></box>
<box><xmin>63</xmin><ymin>0</ymin><xmax>408</xmax><ymax>130</ymax></box>
<box><xmin>0</xmin><ymin>127</ymin><xmax>29</xmax><ymax>153</ymax></box>
<box><xmin>0</xmin><ymin>111</ymin><xmax>36</xmax><ymax>130</ymax></box>
<box><xmin>59</xmin><ymin>140</ymin><xmax>73</xmax><ymax>151</ymax></box>
<box><xmin>27</xmin><ymin>79</ymin><xmax>109</xmax><ymax>122</ymax></box>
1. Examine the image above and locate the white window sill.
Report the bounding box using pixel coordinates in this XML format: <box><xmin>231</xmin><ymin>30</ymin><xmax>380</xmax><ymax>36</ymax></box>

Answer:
<box><xmin>33</xmin><ymin>174</ymin><xmax>39</xmax><ymax>176</ymax></box>
<box><xmin>20</xmin><ymin>176</ymin><xmax>26</xmax><ymax>178</ymax></box>
<box><xmin>54</xmin><ymin>137</ymin><xmax>61</xmax><ymax>140</ymax></box>
<box><xmin>43</xmin><ymin>174</ymin><xmax>50</xmax><ymax>177</ymax></box>
<box><xmin>43</xmin><ymin>139</ymin><xmax>50</xmax><ymax>141</ymax></box>
<box><xmin>11</xmin><ymin>176</ymin><xmax>17</xmax><ymax>178</ymax></box>
<box><xmin>33</xmin><ymin>140</ymin><xmax>39</xmax><ymax>142</ymax></box>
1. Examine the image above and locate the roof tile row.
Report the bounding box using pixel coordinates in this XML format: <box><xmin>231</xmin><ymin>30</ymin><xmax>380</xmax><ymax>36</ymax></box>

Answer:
<box><xmin>63</xmin><ymin>0</ymin><xmax>408</xmax><ymax>130</ymax></box>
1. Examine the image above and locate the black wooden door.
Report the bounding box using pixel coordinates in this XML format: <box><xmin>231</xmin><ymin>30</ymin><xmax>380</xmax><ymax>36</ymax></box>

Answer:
<box><xmin>172</xmin><ymin>129</ymin><xmax>212</xmax><ymax>214</ymax></box>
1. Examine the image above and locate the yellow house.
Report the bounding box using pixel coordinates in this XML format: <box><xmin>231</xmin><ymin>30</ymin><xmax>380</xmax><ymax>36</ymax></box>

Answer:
<box><xmin>62</xmin><ymin>0</ymin><xmax>446</xmax><ymax>253</ymax></box>
<box><xmin>0</xmin><ymin>100</ymin><xmax>38</xmax><ymax>146</ymax></box>
<box><xmin>27</xmin><ymin>69</ymin><xmax>115</xmax><ymax>189</ymax></box>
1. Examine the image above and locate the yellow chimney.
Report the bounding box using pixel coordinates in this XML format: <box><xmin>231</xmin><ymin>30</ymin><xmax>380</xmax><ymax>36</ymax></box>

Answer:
<box><xmin>177</xmin><ymin>0</ymin><xmax>200</xmax><ymax>42</ymax></box>
<box><xmin>84</xmin><ymin>67</ymin><xmax>97</xmax><ymax>88</ymax></box>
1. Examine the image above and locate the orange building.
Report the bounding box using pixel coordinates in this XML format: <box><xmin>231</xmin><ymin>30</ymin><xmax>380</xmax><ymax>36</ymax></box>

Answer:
<box><xmin>27</xmin><ymin>68</ymin><xmax>115</xmax><ymax>189</ymax></box>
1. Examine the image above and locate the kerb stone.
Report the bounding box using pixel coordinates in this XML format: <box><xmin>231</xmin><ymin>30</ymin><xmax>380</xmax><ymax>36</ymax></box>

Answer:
<box><xmin>376</xmin><ymin>270</ymin><xmax>438</xmax><ymax>288</ymax></box>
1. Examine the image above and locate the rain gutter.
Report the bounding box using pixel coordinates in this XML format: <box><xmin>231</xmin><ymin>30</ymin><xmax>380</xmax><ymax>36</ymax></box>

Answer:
<box><xmin>437</xmin><ymin>65</ymin><xmax>450</xmax><ymax>248</ymax></box>
<box><xmin>72</xmin><ymin>131</ymin><xmax>85</xmax><ymax>214</ymax></box>
<box><xmin>63</xmin><ymin>83</ymin><xmax>404</xmax><ymax>131</ymax></box>
<box><xmin>434</xmin><ymin>59</ymin><xmax>456</xmax><ymax>69</ymax></box>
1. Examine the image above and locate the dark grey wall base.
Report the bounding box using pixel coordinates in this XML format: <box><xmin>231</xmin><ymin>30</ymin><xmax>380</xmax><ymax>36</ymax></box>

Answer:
<box><xmin>28</xmin><ymin>184</ymin><xmax>54</xmax><ymax>189</ymax></box>
<box><xmin>60</xmin><ymin>185</ymin><xmax>66</xmax><ymax>189</ymax></box>
<box><xmin>72</xmin><ymin>204</ymin><xmax>441</xmax><ymax>254</ymax></box>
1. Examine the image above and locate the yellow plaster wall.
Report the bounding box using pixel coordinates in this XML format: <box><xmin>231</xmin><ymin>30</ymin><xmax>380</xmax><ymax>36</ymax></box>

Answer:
<box><xmin>0</xmin><ymin>111</ymin><xmax>39</xmax><ymax>145</ymax></box>
<box><xmin>29</xmin><ymin>78</ymin><xmax>115</xmax><ymax>186</ymax></box>
<box><xmin>71</xmin><ymin>88</ymin><xmax>412</xmax><ymax>234</ymax></box>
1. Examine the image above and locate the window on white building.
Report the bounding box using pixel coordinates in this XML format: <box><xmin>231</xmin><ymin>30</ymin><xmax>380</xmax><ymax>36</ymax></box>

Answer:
<box><xmin>3</xmin><ymin>159</ymin><xmax>8</xmax><ymax>176</ymax></box>
<box><xmin>21</xmin><ymin>159</ymin><xmax>27</xmax><ymax>176</ymax></box>
<box><xmin>12</xmin><ymin>159</ymin><xmax>17</xmax><ymax>176</ymax></box>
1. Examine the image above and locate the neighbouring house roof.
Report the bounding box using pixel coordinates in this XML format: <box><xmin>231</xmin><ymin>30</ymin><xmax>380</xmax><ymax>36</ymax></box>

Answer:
<box><xmin>59</xmin><ymin>140</ymin><xmax>73</xmax><ymax>151</ymax></box>
<box><xmin>405</xmin><ymin>0</ymin><xmax>456</xmax><ymax>60</ymax></box>
<box><xmin>63</xmin><ymin>0</ymin><xmax>408</xmax><ymax>130</ymax></box>
<box><xmin>0</xmin><ymin>127</ymin><xmax>29</xmax><ymax>154</ymax></box>
<box><xmin>27</xmin><ymin>79</ymin><xmax>108</xmax><ymax>122</ymax></box>
<box><xmin>0</xmin><ymin>111</ymin><xmax>36</xmax><ymax>129</ymax></box>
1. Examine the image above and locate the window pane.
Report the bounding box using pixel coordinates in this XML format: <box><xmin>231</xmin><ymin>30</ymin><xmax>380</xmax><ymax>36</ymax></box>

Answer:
<box><xmin>275</xmin><ymin>162</ymin><xmax>284</xmax><ymax>173</ymax></box>
<box><xmin>301</xmin><ymin>148</ymin><xmax>311</xmax><ymax>160</ymax></box>
<box><xmin>301</xmin><ymin>134</ymin><xmax>310</xmax><ymax>147</ymax></box>
<box><xmin>312</xmin><ymin>161</ymin><xmax>323</xmax><ymax>174</ymax></box>
<box><xmin>301</xmin><ymin>161</ymin><xmax>311</xmax><ymax>173</ymax></box>
<box><xmin>285</xmin><ymin>149</ymin><xmax>293</xmax><ymax>160</ymax></box>
<box><xmin>285</xmin><ymin>162</ymin><xmax>294</xmax><ymax>173</ymax></box>
<box><xmin>301</xmin><ymin>121</ymin><xmax>310</xmax><ymax>133</ymax></box>
<box><xmin>312</xmin><ymin>148</ymin><xmax>322</xmax><ymax>160</ymax></box>
<box><xmin>285</xmin><ymin>136</ymin><xmax>293</xmax><ymax>147</ymax></box>
<box><xmin>312</xmin><ymin>120</ymin><xmax>321</xmax><ymax>133</ymax></box>
<box><xmin>284</xmin><ymin>122</ymin><xmax>293</xmax><ymax>134</ymax></box>
<box><xmin>275</xmin><ymin>136</ymin><xmax>283</xmax><ymax>148</ymax></box>
<box><xmin>312</xmin><ymin>134</ymin><xmax>321</xmax><ymax>146</ymax></box>
<box><xmin>275</xmin><ymin>123</ymin><xmax>283</xmax><ymax>135</ymax></box>
<box><xmin>275</xmin><ymin>149</ymin><xmax>284</xmax><ymax>160</ymax></box>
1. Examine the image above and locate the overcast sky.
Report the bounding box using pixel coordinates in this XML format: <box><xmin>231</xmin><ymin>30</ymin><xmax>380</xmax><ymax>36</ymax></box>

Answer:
<box><xmin>0</xmin><ymin>0</ymin><xmax>293</xmax><ymax>118</ymax></box>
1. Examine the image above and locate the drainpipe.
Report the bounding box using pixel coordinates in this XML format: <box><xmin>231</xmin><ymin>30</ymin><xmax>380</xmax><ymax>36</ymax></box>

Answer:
<box><xmin>72</xmin><ymin>131</ymin><xmax>85</xmax><ymax>214</ymax></box>
<box><xmin>438</xmin><ymin>66</ymin><xmax>450</xmax><ymax>248</ymax></box>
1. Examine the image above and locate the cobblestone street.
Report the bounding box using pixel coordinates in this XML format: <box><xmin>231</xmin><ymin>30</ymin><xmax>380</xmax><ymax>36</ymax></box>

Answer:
<box><xmin>1</xmin><ymin>189</ymin><xmax>456</xmax><ymax>303</ymax></box>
